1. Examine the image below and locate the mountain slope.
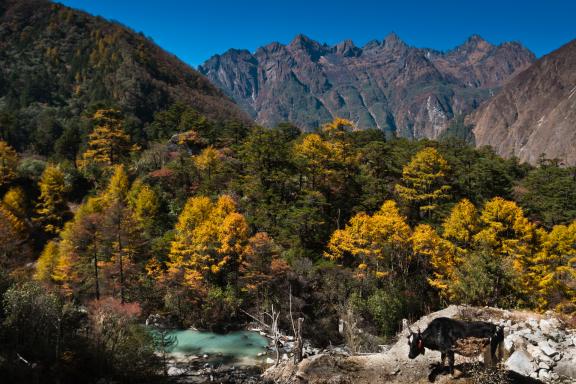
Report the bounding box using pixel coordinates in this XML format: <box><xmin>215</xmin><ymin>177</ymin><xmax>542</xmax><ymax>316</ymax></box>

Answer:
<box><xmin>470</xmin><ymin>39</ymin><xmax>576</xmax><ymax>165</ymax></box>
<box><xmin>0</xmin><ymin>0</ymin><xmax>250</xmax><ymax>150</ymax></box>
<box><xmin>199</xmin><ymin>34</ymin><xmax>534</xmax><ymax>137</ymax></box>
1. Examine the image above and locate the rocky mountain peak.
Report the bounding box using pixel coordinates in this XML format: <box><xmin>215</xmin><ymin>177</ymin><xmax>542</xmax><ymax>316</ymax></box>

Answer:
<box><xmin>383</xmin><ymin>32</ymin><xmax>407</xmax><ymax>50</ymax></box>
<box><xmin>289</xmin><ymin>34</ymin><xmax>321</xmax><ymax>51</ymax></box>
<box><xmin>288</xmin><ymin>34</ymin><xmax>329</xmax><ymax>61</ymax></box>
<box><xmin>363</xmin><ymin>39</ymin><xmax>382</xmax><ymax>51</ymax></box>
<box><xmin>454</xmin><ymin>34</ymin><xmax>493</xmax><ymax>54</ymax></box>
<box><xmin>334</xmin><ymin>39</ymin><xmax>361</xmax><ymax>57</ymax></box>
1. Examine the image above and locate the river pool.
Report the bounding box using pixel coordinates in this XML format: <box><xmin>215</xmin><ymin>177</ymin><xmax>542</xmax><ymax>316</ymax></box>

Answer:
<box><xmin>164</xmin><ymin>329</ymin><xmax>269</xmax><ymax>365</ymax></box>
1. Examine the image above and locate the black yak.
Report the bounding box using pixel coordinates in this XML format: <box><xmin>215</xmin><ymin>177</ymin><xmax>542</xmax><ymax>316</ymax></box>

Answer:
<box><xmin>407</xmin><ymin>317</ymin><xmax>504</xmax><ymax>374</ymax></box>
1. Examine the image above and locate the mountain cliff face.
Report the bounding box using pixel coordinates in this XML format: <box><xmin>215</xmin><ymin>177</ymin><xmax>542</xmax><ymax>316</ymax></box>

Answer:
<box><xmin>199</xmin><ymin>34</ymin><xmax>534</xmax><ymax>137</ymax></box>
<box><xmin>471</xmin><ymin>39</ymin><xmax>576</xmax><ymax>165</ymax></box>
<box><xmin>0</xmin><ymin>0</ymin><xmax>250</xmax><ymax>149</ymax></box>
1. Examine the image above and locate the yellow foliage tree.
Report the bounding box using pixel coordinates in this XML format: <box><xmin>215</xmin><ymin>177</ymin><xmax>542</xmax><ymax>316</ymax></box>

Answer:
<box><xmin>35</xmin><ymin>164</ymin><xmax>69</xmax><ymax>234</ymax></box>
<box><xmin>0</xmin><ymin>204</ymin><xmax>25</xmax><ymax>261</ymax></box>
<box><xmin>34</xmin><ymin>240</ymin><xmax>60</xmax><ymax>282</ymax></box>
<box><xmin>325</xmin><ymin>200</ymin><xmax>411</xmax><ymax>279</ymax></box>
<box><xmin>473</xmin><ymin>197</ymin><xmax>541</xmax><ymax>303</ymax></box>
<box><xmin>395</xmin><ymin>147</ymin><xmax>451</xmax><ymax>217</ymax></box>
<box><xmin>194</xmin><ymin>146</ymin><xmax>222</xmax><ymax>182</ymax></box>
<box><xmin>2</xmin><ymin>186</ymin><xmax>27</xmax><ymax>219</ymax></box>
<box><xmin>0</xmin><ymin>140</ymin><xmax>18</xmax><ymax>187</ymax></box>
<box><xmin>442</xmin><ymin>199</ymin><xmax>478</xmax><ymax>247</ymax></box>
<box><xmin>412</xmin><ymin>224</ymin><xmax>458</xmax><ymax>301</ymax></box>
<box><xmin>131</xmin><ymin>182</ymin><xmax>159</xmax><ymax>235</ymax></box>
<box><xmin>81</xmin><ymin>109</ymin><xmax>134</xmax><ymax>167</ymax></box>
<box><xmin>321</xmin><ymin>117</ymin><xmax>355</xmax><ymax>138</ymax></box>
<box><xmin>168</xmin><ymin>195</ymin><xmax>250</xmax><ymax>286</ymax></box>
<box><xmin>533</xmin><ymin>222</ymin><xmax>576</xmax><ymax>311</ymax></box>
<box><xmin>100</xmin><ymin>164</ymin><xmax>129</xmax><ymax>206</ymax></box>
<box><xmin>293</xmin><ymin>133</ymin><xmax>345</xmax><ymax>189</ymax></box>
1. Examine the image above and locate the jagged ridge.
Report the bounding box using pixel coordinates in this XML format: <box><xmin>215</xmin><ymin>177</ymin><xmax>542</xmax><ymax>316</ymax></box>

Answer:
<box><xmin>199</xmin><ymin>33</ymin><xmax>535</xmax><ymax>138</ymax></box>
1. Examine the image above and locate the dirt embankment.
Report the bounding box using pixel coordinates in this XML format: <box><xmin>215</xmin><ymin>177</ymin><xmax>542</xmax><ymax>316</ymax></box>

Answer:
<box><xmin>262</xmin><ymin>306</ymin><xmax>576</xmax><ymax>384</ymax></box>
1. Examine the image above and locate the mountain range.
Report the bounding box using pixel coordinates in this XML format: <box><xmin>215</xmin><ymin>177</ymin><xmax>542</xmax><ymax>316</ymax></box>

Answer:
<box><xmin>199</xmin><ymin>33</ymin><xmax>535</xmax><ymax>139</ymax></box>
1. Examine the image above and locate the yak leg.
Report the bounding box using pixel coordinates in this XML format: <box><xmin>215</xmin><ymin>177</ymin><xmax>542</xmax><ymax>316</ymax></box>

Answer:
<box><xmin>440</xmin><ymin>352</ymin><xmax>446</xmax><ymax>367</ymax></box>
<box><xmin>447</xmin><ymin>350</ymin><xmax>455</xmax><ymax>375</ymax></box>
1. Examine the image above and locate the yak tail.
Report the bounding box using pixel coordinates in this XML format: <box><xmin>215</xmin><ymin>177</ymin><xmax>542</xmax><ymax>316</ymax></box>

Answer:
<box><xmin>490</xmin><ymin>325</ymin><xmax>504</xmax><ymax>363</ymax></box>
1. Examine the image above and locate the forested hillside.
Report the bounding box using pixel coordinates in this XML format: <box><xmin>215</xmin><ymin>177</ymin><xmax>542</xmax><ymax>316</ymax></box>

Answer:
<box><xmin>0</xmin><ymin>0</ymin><xmax>251</xmax><ymax>155</ymax></box>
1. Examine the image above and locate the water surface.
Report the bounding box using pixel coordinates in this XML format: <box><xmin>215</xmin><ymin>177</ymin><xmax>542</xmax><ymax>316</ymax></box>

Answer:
<box><xmin>165</xmin><ymin>329</ymin><xmax>269</xmax><ymax>365</ymax></box>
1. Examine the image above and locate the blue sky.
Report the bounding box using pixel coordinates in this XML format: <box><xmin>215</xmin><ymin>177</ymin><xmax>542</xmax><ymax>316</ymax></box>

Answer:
<box><xmin>58</xmin><ymin>0</ymin><xmax>575</xmax><ymax>67</ymax></box>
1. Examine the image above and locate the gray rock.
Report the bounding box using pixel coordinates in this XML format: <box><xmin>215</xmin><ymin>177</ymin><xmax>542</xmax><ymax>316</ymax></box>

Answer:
<box><xmin>505</xmin><ymin>350</ymin><xmax>537</xmax><ymax>376</ymax></box>
<box><xmin>527</xmin><ymin>343</ymin><xmax>541</xmax><ymax>359</ymax></box>
<box><xmin>538</xmin><ymin>361</ymin><xmax>550</xmax><ymax>370</ymax></box>
<box><xmin>553</xmin><ymin>353</ymin><xmax>562</xmax><ymax>362</ymax></box>
<box><xmin>539</xmin><ymin>340</ymin><xmax>558</xmax><ymax>357</ymax></box>
<box><xmin>539</xmin><ymin>353</ymin><xmax>554</xmax><ymax>365</ymax></box>
<box><xmin>524</xmin><ymin>333</ymin><xmax>540</xmax><ymax>345</ymax></box>
<box><xmin>504</xmin><ymin>334</ymin><xmax>519</xmax><ymax>353</ymax></box>
<box><xmin>539</xmin><ymin>319</ymin><xmax>554</xmax><ymax>335</ymax></box>
<box><xmin>538</xmin><ymin>369</ymin><xmax>551</xmax><ymax>380</ymax></box>
<box><xmin>555</xmin><ymin>357</ymin><xmax>576</xmax><ymax>380</ymax></box>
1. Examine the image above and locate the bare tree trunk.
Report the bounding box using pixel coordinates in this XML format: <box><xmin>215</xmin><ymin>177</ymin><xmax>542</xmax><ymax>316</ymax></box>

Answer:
<box><xmin>265</xmin><ymin>305</ymin><xmax>281</xmax><ymax>367</ymax></box>
<box><xmin>289</xmin><ymin>285</ymin><xmax>304</xmax><ymax>363</ymax></box>
<box><xmin>294</xmin><ymin>317</ymin><xmax>304</xmax><ymax>363</ymax></box>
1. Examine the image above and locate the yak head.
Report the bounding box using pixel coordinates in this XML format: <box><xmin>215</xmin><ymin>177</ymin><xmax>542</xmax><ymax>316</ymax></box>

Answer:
<box><xmin>407</xmin><ymin>327</ymin><xmax>424</xmax><ymax>359</ymax></box>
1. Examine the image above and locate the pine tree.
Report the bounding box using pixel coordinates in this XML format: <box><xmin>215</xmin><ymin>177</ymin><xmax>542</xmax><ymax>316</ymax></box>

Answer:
<box><xmin>130</xmin><ymin>182</ymin><xmax>159</xmax><ymax>237</ymax></box>
<box><xmin>35</xmin><ymin>164</ymin><xmax>70</xmax><ymax>235</ymax></box>
<box><xmin>194</xmin><ymin>146</ymin><xmax>221</xmax><ymax>182</ymax></box>
<box><xmin>325</xmin><ymin>200</ymin><xmax>411</xmax><ymax>279</ymax></box>
<box><xmin>395</xmin><ymin>147</ymin><xmax>451</xmax><ymax>218</ymax></box>
<box><xmin>533</xmin><ymin>222</ymin><xmax>576</xmax><ymax>310</ymax></box>
<box><xmin>0</xmin><ymin>140</ymin><xmax>18</xmax><ymax>187</ymax></box>
<box><xmin>293</xmin><ymin>133</ymin><xmax>344</xmax><ymax>190</ymax></box>
<box><xmin>442</xmin><ymin>199</ymin><xmax>478</xmax><ymax>247</ymax></box>
<box><xmin>412</xmin><ymin>224</ymin><xmax>458</xmax><ymax>301</ymax></box>
<box><xmin>168</xmin><ymin>195</ymin><xmax>250</xmax><ymax>286</ymax></box>
<box><xmin>0</xmin><ymin>204</ymin><xmax>25</xmax><ymax>262</ymax></box>
<box><xmin>473</xmin><ymin>197</ymin><xmax>540</xmax><ymax>305</ymax></box>
<box><xmin>81</xmin><ymin>109</ymin><xmax>134</xmax><ymax>168</ymax></box>
<box><xmin>34</xmin><ymin>240</ymin><xmax>60</xmax><ymax>282</ymax></box>
<box><xmin>2</xmin><ymin>186</ymin><xmax>27</xmax><ymax>219</ymax></box>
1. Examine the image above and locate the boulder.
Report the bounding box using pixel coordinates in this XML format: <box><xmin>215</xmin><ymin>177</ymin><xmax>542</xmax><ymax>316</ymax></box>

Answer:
<box><xmin>555</xmin><ymin>356</ymin><xmax>576</xmax><ymax>380</ymax></box>
<box><xmin>505</xmin><ymin>350</ymin><xmax>537</xmax><ymax>376</ymax></box>
<box><xmin>538</xmin><ymin>340</ymin><xmax>558</xmax><ymax>357</ymax></box>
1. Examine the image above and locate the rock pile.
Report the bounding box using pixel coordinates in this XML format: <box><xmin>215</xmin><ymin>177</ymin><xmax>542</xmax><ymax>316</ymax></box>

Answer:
<box><xmin>499</xmin><ymin>314</ymin><xmax>576</xmax><ymax>382</ymax></box>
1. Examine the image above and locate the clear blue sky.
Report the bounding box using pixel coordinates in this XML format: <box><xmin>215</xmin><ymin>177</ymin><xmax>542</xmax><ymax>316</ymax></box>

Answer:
<box><xmin>58</xmin><ymin>0</ymin><xmax>575</xmax><ymax>67</ymax></box>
